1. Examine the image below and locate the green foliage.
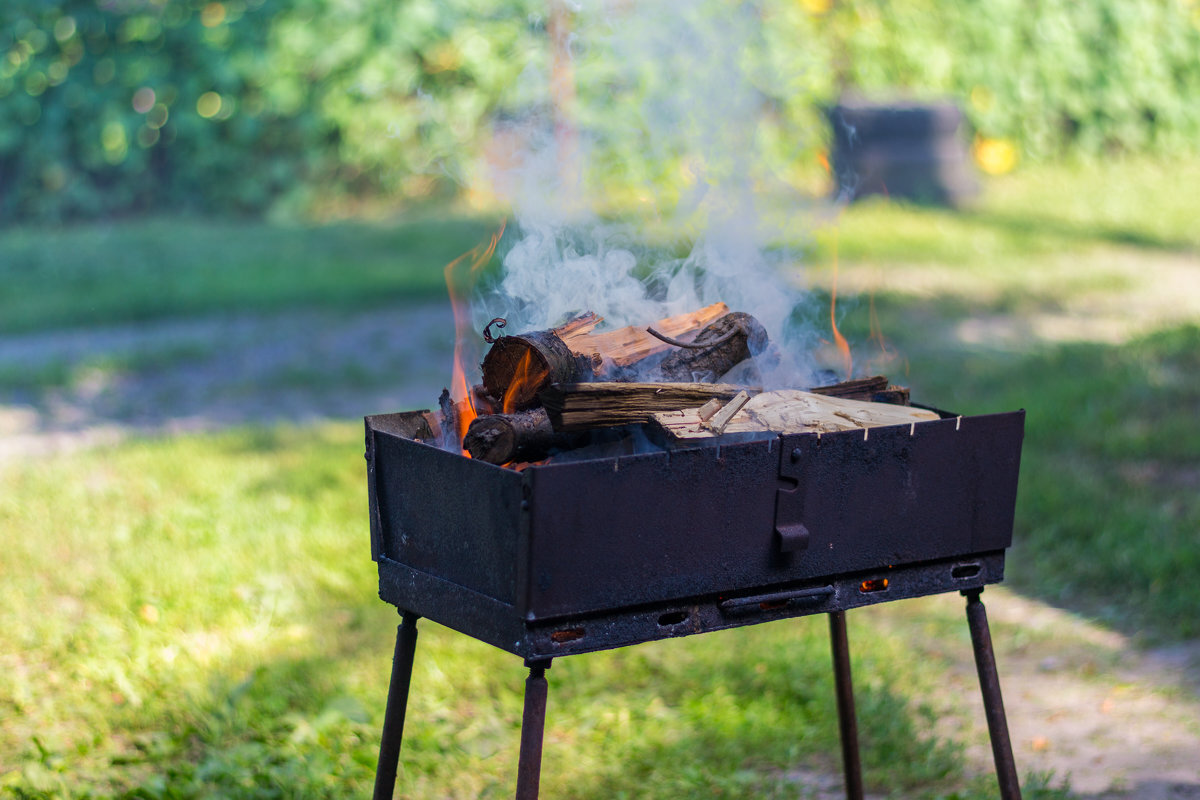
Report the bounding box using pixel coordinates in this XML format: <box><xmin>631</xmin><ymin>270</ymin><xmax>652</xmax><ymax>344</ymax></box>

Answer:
<box><xmin>0</xmin><ymin>0</ymin><xmax>545</xmax><ymax>222</ymax></box>
<box><xmin>264</xmin><ymin>0</ymin><xmax>544</xmax><ymax>199</ymax></box>
<box><xmin>0</xmin><ymin>0</ymin><xmax>315</xmax><ymax>221</ymax></box>
<box><xmin>815</xmin><ymin>0</ymin><xmax>1200</xmax><ymax>158</ymax></box>
<box><xmin>4</xmin><ymin>1</ymin><xmax>1200</xmax><ymax>222</ymax></box>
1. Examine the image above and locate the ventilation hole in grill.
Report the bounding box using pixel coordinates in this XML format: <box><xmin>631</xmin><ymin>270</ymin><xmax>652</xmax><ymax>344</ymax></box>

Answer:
<box><xmin>952</xmin><ymin>563</ymin><xmax>981</xmax><ymax>579</ymax></box>
<box><xmin>550</xmin><ymin>628</ymin><xmax>585</xmax><ymax>644</ymax></box>
<box><xmin>859</xmin><ymin>578</ymin><xmax>889</xmax><ymax>593</ymax></box>
<box><xmin>657</xmin><ymin>611</ymin><xmax>689</xmax><ymax>627</ymax></box>
<box><xmin>758</xmin><ymin>599</ymin><xmax>788</xmax><ymax>611</ymax></box>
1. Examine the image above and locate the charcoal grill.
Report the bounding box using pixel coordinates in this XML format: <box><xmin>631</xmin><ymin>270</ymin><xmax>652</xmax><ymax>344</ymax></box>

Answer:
<box><xmin>365</xmin><ymin>406</ymin><xmax>1026</xmax><ymax>800</ymax></box>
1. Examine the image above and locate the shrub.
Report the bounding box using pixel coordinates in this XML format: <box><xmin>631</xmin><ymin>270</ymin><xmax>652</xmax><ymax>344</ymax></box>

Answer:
<box><xmin>2</xmin><ymin>0</ymin><xmax>1198</xmax><ymax>223</ymax></box>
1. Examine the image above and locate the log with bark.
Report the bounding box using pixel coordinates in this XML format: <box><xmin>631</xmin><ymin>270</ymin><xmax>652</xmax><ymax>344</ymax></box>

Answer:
<box><xmin>462</xmin><ymin>408</ymin><xmax>586</xmax><ymax>465</ymax></box>
<box><xmin>653</xmin><ymin>311</ymin><xmax>769</xmax><ymax>383</ymax></box>
<box><xmin>480</xmin><ymin>303</ymin><xmax>730</xmax><ymax>409</ymax></box>
<box><xmin>651</xmin><ymin>389</ymin><xmax>939</xmax><ymax>442</ymax></box>
<box><xmin>539</xmin><ymin>381</ymin><xmax>748</xmax><ymax>431</ymax></box>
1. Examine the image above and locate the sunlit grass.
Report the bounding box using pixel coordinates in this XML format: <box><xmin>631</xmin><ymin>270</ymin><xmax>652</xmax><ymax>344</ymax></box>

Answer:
<box><xmin>805</xmin><ymin>157</ymin><xmax>1200</xmax><ymax>285</ymax></box>
<box><xmin>0</xmin><ymin>214</ymin><xmax>500</xmax><ymax>334</ymax></box>
<box><xmin>2</xmin><ymin>424</ymin><xmax>999</xmax><ymax>799</ymax></box>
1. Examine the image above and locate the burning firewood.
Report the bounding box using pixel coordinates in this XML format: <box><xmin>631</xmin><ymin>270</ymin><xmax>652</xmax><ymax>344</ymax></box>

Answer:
<box><xmin>480</xmin><ymin>302</ymin><xmax>731</xmax><ymax>409</ymax></box>
<box><xmin>462</xmin><ymin>408</ymin><xmax>585</xmax><ymax>465</ymax></box>
<box><xmin>653</xmin><ymin>311</ymin><xmax>769</xmax><ymax>383</ymax></box>
<box><xmin>539</xmin><ymin>381</ymin><xmax>748</xmax><ymax>431</ymax></box>
<box><xmin>651</xmin><ymin>390</ymin><xmax>939</xmax><ymax>441</ymax></box>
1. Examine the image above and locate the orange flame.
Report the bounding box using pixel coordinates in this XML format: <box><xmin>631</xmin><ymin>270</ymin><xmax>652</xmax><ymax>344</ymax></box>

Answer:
<box><xmin>501</xmin><ymin>349</ymin><xmax>549</xmax><ymax>414</ymax></box>
<box><xmin>445</xmin><ymin>221</ymin><xmax>507</xmax><ymax>455</ymax></box>
<box><xmin>828</xmin><ymin>228</ymin><xmax>853</xmax><ymax>380</ymax></box>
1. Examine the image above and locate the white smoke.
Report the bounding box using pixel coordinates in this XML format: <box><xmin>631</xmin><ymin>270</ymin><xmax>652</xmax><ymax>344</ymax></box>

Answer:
<box><xmin>474</xmin><ymin>0</ymin><xmax>826</xmax><ymax>388</ymax></box>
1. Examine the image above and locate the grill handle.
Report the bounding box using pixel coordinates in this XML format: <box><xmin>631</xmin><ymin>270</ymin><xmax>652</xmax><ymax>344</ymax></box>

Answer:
<box><xmin>719</xmin><ymin>585</ymin><xmax>835</xmax><ymax>612</ymax></box>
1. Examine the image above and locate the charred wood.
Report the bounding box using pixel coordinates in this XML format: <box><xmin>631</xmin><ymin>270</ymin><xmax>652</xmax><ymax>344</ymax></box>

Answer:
<box><xmin>463</xmin><ymin>408</ymin><xmax>585</xmax><ymax>465</ymax></box>
<box><xmin>809</xmin><ymin>375</ymin><xmax>911</xmax><ymax>406</ymax></box>
<box><xmin>479</xmin><ymin>303</ymin><xmax>731</xmax><ymax>408</ymax></box>
<box><xmin>809</xmin><ymin>375</ymin><xmax>888</xmax><ymax>400</ymax></box>
<box><xmin>480</xmin><ymin>330</ymin><xmax>590</xmax><ymax>411</ymax></box>
<box><xmin>654</xmin><ymin>311</ymin><xmax>769</xmax><ymax>383</ymax></box>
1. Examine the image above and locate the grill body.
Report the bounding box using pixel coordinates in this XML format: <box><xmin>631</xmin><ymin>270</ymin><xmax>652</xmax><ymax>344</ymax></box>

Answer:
<box><xmin>366</xmin><ymin>409</ymin><xmax>1024</xmax><ymax>659</ymax></box>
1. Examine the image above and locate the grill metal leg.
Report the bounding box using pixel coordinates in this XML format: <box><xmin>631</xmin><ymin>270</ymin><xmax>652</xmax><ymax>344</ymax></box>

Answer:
<box><xmin>373</xmin><ymin>611</ymin><xmax>419</xmax><ymax>800</ymax></box>
<box><xmin>828</xmin><ymin>611</ymin><xmax>864</xmax><ymax>800</ymax></box>
<box><xmin>515</xmin><ymin>659</ymin><xmax>552</xmax><ymax>800</ymax></box>
<box><xmin>962</xmin><ymin>589</ymin><xmax>1022</xmax><ymax>800</ymax></box>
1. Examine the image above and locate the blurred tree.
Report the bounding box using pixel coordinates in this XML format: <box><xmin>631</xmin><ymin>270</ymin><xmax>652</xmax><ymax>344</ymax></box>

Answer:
<box><xmin>1</xmin><ymin>0</ymin><xmax>1198</xmax><ymax>223</ymax></box>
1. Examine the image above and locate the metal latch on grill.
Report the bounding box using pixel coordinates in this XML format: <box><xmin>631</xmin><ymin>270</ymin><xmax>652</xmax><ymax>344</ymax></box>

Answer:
<box><xmin>775</xmin><ymin>438</ymin><xmax>810</xmax><ymax>554</ymax></box>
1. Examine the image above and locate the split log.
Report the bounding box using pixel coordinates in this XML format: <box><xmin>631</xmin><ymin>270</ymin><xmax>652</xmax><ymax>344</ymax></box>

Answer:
<box><xmin>565</xmin><ymin>302</ymin><xmax>730</xmax><ymax>369</ymax></box>
<box><xmin>870</xmin><ymin>386</ymin><xmax>911</xmax><ymax>405</ymax></box>
<box><xmin>480</xmin><ymin>303</ymin><xmax>729</xmax><ymax>409</ymax></box>
<box><xmin>704</xmin><ymin>390</ymin><xmax>751</xmax><ymax>435</ymax></box>
<box><xmin>462</xmin><ymin>408</ymin><xmax>585</xmax><ymax>465</ymax></box>
<box><xmin>651</xmin><ymin>389</ymin><xmax>939</xmax><ymax>441</ymax></box>
<box><xmin>654</xmin><ymin>311</ymin><xmax>769</xmax><ymax>383</ymax></box>
<box><xmin>540</xmin><ymin>381</ymin><xmax>748</xmax><ymax>432</ymax></box>
<box><xmin>809</xmin><ymin>375</ymin><xmax>888</xmax><ymax>400</ymax></box>
<box><xmin>809</xmin><ymin>375</ymin><xmax>910</xmax><ymax>406</ymax></box>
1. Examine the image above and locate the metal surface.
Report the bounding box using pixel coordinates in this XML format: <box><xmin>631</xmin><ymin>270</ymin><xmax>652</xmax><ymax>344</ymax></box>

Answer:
<box><xmin>484</xmin><ymin>317</ymin><xmax>508</xmax><ymax>344</ymax></box>
<box><xmin>372</xmin><ymin>611</ymin><xmax>419</xmax><ymax>800</ymax></box>
<box><xmin>367</xmin><ymin>408</ymin><xmax>1024</xmax><ymax>652</ymax></box>
<box><xmin>378</xmin><ymin>549</ymin><xmax>1005</xmax><ymax>659</ymax></box>
<box><xmin>365</xmin><ymin>404</ymin><xmax>1026</xmax><ymax>799</ymax></box>
<box><xmin>964</xmin><ymin>589</ymin><xmax>1023</xmax><ymax>800</ymax></box>
<box><xmin>516</xmin><ymin>660</ymin><xmax>551</xmax><ymax>800</ymax></box>
<box><xmin>829</xmin><ymin>612</ymin><xmax>864</xmax><ymax>800</ymax></box>
<box><xmin>646</xmin><ymin>324</ymin><xmax>739</xmax><ymax>349</ymax></box>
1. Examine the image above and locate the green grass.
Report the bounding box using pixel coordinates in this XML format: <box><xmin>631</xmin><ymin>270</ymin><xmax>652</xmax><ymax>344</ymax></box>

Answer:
<box><xmin>805</xmin><ymin>157</ymin><xmax>1200</xmax><ymax>280</ymax></box>
<box><xmin>0</xmin><ymin>425</ymin><xmax>1034</xmax><ymax>799</ymax></box>
<box><xmin>0</xmin><ymin>213</ymin><xmax>500</xmax><ymax>334</ymax></box>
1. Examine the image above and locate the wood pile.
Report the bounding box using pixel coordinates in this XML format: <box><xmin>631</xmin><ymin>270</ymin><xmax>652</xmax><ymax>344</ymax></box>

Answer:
<box><xmin>440</xmin><ymin>303</ymin><xmax>928</xmax><ymax>465</ymax></box>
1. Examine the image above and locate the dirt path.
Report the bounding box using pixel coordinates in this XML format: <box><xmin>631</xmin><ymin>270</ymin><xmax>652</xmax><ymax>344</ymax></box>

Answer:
<box><xmin>869</xmin><ymin>593</ymin><xmax>1200</xmax><ymax>798</ymax></box>
<box><xmin>2</xmin><ymin>300</ymin><xmax>1199</xmax><ymax>796</ymax></box>
<box><xmin>0</xmin><ymin>301</ymin><xmax>455</xmax><ymax>463</ymax></box>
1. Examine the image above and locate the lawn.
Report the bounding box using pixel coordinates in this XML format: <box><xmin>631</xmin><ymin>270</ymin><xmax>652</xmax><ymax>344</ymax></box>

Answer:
<box><xmin>2</xmin><ymin>156</ymin><xmax>1197</xmax><ymax>797</ymax></box>
<box><xmin>0</xmin><ymin>213</ymin><xmax>499</xmax><ymax>335</ymax></box>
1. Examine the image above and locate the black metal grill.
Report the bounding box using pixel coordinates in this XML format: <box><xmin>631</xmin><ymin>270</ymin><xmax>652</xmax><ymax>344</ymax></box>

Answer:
<box><xmin>365</xmin><ymin>406</ymin><xmax>1027</xmax><ymax>800</ymax></box>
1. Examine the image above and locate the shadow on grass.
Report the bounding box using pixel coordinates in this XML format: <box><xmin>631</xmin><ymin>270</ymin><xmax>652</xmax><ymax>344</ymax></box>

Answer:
<box><xmin>98</xmin><ymin>615</ymin><xmax>973</xmax><ymax>800</ymax></box>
